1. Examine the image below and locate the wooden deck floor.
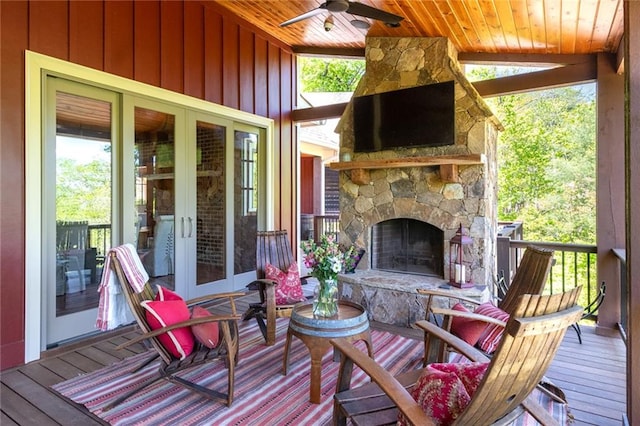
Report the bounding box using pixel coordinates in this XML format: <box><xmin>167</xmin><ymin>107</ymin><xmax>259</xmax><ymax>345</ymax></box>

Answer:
<box><xmin>1</xmin><ymin>294</ymin><xmax>627</xmax><ymax>425</ymax></box>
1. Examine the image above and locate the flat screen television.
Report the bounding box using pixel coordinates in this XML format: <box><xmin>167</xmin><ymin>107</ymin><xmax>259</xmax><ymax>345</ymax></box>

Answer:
<box><xmin>353</xmin><ymin>81</ymin><xmax>455</xmax><ymax>152</ymax></box>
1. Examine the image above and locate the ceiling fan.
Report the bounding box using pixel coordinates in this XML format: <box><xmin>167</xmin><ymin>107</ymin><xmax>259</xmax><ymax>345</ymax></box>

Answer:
<box><xmin>279</xmin><ymin>0</ymin><xmax>404</xmax><ymax>29</ymax></box>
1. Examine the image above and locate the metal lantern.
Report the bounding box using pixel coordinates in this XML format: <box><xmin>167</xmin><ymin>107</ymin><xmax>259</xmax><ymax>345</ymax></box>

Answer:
<box><xmin>449</xmin><ymin>224</ymin><xmax>473</xmax><ymax>288</ymax></box>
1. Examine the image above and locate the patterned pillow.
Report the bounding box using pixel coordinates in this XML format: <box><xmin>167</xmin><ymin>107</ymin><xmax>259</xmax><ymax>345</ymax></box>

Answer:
<box><xmin>475</xmin><ymin>303</ymin><xmax>510</xmax><ymax>353</ymax></box>
<box><xmin>265</xmin><ymin>261</ymin><xmax>306</xmax><ymax>305</ymax></box>
<box><xmin>398</xmin><ymin>362</ymin><xmax>489</xmax><ymax>426</ymax></box>
<box><xmin>449</xmin><ymin>302</ymin><xmax>489</xmax><ymax>346</ymax></box>
<box><xmin>141</xmin><ymin>299</ymin><xmax>195</xmax><ymax>360</ymax></box>
<box><xmin>155</xmin><ymin>285</ymin><xmax>183</xmax><ymax>302</ymax></box>
<box><xmin>191</xmin><ymin>306</ymin><xmax>220</xmax><ymax>349</ymax></box>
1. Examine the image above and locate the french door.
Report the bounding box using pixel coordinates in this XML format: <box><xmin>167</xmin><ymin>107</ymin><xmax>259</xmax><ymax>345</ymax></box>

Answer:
<box><xmin>45</xmin><ymin>78</ymin><xmax>119</xmax><ymax>344</ymax></box>
<box><xmin>128</xmin><ymin>99</ymin><xmax>267</xmax><ymax>300</ymax></box>
<box><xmin>38</xmin><ymin>64</ymin><xmax>270</xmax><ymax>351</ymax></box>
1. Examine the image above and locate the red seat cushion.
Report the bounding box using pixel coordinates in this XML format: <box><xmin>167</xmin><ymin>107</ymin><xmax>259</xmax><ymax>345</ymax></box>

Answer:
<box><xmin>141</xmin><ymin>299</ymin><xmax>195</xmax><ymax>360</ymax></box>
<box><xmin>398</xmin><ymin>362</ymin><xmax>489</xmax><ymax>426</ymax></box>
<box><xmin>449</xmin><ymin>302</ymin><xmax>489</xmax><ymax>346</ymax></box>
<box><xmin>265</xmin><ymin>261</ymin><xmax>306</xmax><ymax>305</ymax></box>
<box><xmin>475</xmin><ymin>303</ymin><xmax>510</xmax><ymax>353</ymax></box>
<box><xmin>191</xmin><ymin>306</ymin><xmax>220</xmax><ymax>349</ymax></box>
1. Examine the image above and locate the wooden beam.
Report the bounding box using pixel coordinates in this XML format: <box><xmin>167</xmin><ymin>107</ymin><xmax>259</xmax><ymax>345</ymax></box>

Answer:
<box><xmin>459</xmin><ymin>52</ymin><xmax>594</xmax><ymax>66</ymax></box>
<box><xmin>292</xmin><ymin>46</ymin><xmax>365</xmax><ymax>58</ymax></box>
<box><xmin>472</xmin><ymin>60</ymin><xmax>597</xmax><ymax>97</ymax></box>
<box><xmin>292</xmin><ymin>55</ymin><xmax>599</xmax><ymax>123</ymax></box>
<box><xmin>291</xmin><ymin>102</ymin><xmax>348</xmax><ymax>122</ymax></box>
<box><xmin>329</xmin><ymin>154</ymin><xmax>485</xmax><ymax>171</ymax></box>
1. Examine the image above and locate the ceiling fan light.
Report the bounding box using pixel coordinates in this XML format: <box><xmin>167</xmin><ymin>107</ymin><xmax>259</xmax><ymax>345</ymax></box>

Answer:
<box><xmin>326</xmin><ymin>0</ymin><xmax>349</xmax><ymax>13</ymax></box>
<box><xmin>350</xmin><ymin>19</ymin><xmax>370</xmax><ymax>29</ymax></box>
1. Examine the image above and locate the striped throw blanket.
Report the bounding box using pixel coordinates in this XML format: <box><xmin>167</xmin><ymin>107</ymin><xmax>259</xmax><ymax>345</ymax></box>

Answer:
<box><xmin>95</xmin><ymin>243</ymin><xmax>148</xmax><ymax>331</ymax></box>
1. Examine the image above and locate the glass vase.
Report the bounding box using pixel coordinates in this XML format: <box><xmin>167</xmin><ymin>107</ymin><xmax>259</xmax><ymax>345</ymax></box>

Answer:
<box><xmin>313</xmin><ymin>278</ymin><xmax>338</xmax><ymax>317</ymax></box>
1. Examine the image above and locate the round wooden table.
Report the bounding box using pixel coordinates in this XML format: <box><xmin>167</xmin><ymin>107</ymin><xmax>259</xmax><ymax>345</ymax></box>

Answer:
<box><xmin>282</xmin><ymin>300</ymin><xmax>373</xmax><ymax>404</ymax></box>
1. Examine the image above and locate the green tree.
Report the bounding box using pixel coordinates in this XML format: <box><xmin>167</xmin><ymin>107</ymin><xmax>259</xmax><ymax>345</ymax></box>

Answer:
<box><xmin>299</xmin><ymin>57</ymin><xmax>365</xmax><ymax>92</ymax></box>
<box><xmin>468</xmin><ymin>66</ymin><xmax>596</xmax><ymax>245</ymax></box>
<box><xmin>56</xmin><ymin>158</ymin><xmax>111</xmax><ymax>223</ymax></box>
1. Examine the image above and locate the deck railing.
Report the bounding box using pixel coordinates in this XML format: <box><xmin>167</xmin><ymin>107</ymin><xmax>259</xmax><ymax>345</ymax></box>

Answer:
<box><xmin>313</xmin><ymin>215</ymin><xmax>339</xmax><ymax>242</ymax></box>
<box><xmin>496</xmin><ymin>237</ymin><xmax>599</xmax><ymax>322</ymax></box>
<box><xmin>87</xmin><ymin>224</ymin><xmax>111</xmax><ymax>267</ymax></box>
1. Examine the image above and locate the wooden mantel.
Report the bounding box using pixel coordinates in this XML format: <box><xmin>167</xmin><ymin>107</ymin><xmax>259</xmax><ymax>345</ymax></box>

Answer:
<box><xmin>329</xmin><ymin>154</ymin><xmax>485</xmax><ymax>184</ymax></box>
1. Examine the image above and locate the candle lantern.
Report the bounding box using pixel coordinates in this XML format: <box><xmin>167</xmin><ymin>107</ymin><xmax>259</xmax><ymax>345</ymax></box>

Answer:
<box><xmin>449</xmin><ymin>224</ymin><xmax>474</xmax><ymax>288</ymax></box>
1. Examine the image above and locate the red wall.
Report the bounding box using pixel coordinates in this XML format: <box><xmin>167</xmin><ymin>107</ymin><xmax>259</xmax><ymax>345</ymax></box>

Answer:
<box><xmin>0</xmin><ymin>0</ymin><xmax>298</xmax><ymax>370</ymax></box>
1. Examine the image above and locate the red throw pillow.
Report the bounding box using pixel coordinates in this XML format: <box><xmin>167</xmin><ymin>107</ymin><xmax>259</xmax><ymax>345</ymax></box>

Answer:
<box><xmin>265</xmin><ymin>261</ymin><xmax>306</xmax><ymax>305</ymax></box>
<box><xmin>141</xmin><ymin>299</ymin><xmax>195</xmax><ymax>360</ymax></box>
<box><xmin>449</xmin><ymin>302</ymin><xmax>489</xmax><ymax>346</ymax></box>
<box><xmin>475</xmin><ymin>303</ymin><xmax>510</xmax><ymax>353</ymax></box>
<box><xmin>155</xmin><ymin>285</ymin><xmax>183</xmax><ymax>302</ymax></box>
<box><xmin>191</xmin><ymin>306</ymin><xmax>220</xmax><ymax>349</ymax></box>
<box><xmin>398</xmin><ymin>362</ymin><xmax>489</xmax><ymax>426</ymax></box>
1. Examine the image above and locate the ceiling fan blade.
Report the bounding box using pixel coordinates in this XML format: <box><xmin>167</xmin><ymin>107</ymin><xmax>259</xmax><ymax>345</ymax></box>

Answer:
<box><xmin>280</xmin><ymin>5</ymin><xmax>328</xmax><ymax>27</ymax></box>
<box><xmin>346</xmin><ymin>1</ymin><xmax>403</xmax><ymax>25</ymax></box>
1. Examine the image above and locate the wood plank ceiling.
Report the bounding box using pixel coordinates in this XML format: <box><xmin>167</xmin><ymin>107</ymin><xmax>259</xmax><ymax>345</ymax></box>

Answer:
<box><xmin>212</xmin><ymin>0</ymin><xmax>625</xmax><ymax>55</ymax></box>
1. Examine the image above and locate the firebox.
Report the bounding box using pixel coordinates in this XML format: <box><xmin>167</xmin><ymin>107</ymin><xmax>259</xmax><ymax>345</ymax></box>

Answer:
<box><xmin>371</xmin><ymin>219</ymin><xmax>444</xmax><ymax>277</ymax></box>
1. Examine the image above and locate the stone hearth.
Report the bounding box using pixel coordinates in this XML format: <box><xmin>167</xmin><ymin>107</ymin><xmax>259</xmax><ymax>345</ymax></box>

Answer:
<box><xmin>339</xmin><ymin>270</ymin><xmax>490</xmax><ymax>327</ymax></box>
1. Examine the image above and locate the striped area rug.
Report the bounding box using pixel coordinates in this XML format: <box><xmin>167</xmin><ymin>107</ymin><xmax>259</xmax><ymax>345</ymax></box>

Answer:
<box><xmin>52</xmin><ymin>318</ymin><xmax>424</xmax><ymax>425</ymax></box>
<box><xmin>53</xmin><ymin>318</ymin><xmax>568</xmax><ymax>425</ymax></box>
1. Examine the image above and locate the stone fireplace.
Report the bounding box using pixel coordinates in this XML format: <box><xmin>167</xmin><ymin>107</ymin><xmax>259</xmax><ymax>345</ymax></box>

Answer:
<box><xmin>336</xmin><ymin>37</ymin><xmax>501</xmax><ymax>286</ymax></box>
<box><xmin>371</xmin><ymin>218</ymin><xmax>443</xmax><ymax>277</ymax></box>
<box><xmin>333</xmin><ymin>37</ymin><xmax>500</xmax><ymax>325</ymax></box>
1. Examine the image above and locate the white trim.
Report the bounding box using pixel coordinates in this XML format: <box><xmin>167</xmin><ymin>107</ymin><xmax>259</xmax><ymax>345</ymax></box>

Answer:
<box><xmin>24</xmin><ymin>51</ymin><xmax>274</xmax><ymax>363</ymax></box>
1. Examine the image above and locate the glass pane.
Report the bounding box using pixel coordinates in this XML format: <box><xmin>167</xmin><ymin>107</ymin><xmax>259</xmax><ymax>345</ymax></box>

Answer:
<box><xmin>55</xmin><ymin>92</ymin><xmax>112</xmax><ymax>317</ymax></box>
<box><xmin>196</xmin><ymin>121</ymin><xmax>226</xmax><ymax>285</ymax></box>
<box><xmin>134</xmin><ymin>107</ymin><xmax>176</xmax><ymax>290</ymax></box>
<box><xmin>234</xmin><ymin>130</ymin><xmax>258</xmax><ymax>274</ymax></box>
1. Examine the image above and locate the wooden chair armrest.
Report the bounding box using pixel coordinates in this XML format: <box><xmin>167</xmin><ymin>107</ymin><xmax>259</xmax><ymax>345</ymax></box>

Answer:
<box><xmin>330</xmin><ymin>337</ymin><xmax>435</xmax><ymax>426</ymax></box>
<box><xmin>430</xmin><ymin>307</ymin><xmax>508</xmax><ymax>328</ymax></box>
<box><xmin>414</xmin><ymin>320</ymin><xmax>490</xmax><ymax>363</ymax></box>
<box><xmin>416</xmin><ymin>288</ymin><xmax>482</xmax><ymax>306</ymax></box>
<box><xmin>246</xmin><ymin>278</ymin><xmax>277</xmax><ymax>291</ymax></box>
<box><xmin>116</xmin><ymin>314</ymin><xmax>241</xmax><ymax>350</ymax></box>
<box><xmin>185</xmin><ymin>291</ymin><xmax>246</xmax><ymax>306</ymax></box>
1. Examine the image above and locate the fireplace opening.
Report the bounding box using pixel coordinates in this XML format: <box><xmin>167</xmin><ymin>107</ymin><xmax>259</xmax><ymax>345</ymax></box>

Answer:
<box><xmin>371</xmin><ymin>219</ymin><xmax>444</xmax><ymax>277</ymax></box>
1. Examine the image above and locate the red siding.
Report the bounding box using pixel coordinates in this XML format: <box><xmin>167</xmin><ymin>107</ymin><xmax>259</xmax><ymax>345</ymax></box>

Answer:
<box><xmin>104</xmin><ymin>1</ymin><xmax>134</xmax><ymax>78</ymax></box>
<box><xmin>204</xmin><ymin>9</ymin><xmax>223</xmax><ymax>104</ymax></box>
<box><xmin>0</xmin><ymin>0</ymin><xmax>297</xmax><ymax>370</ymax></box>
<box><xmin>0</xmin><ymin>0</ymin><xmax>28</xmax><ymax>371</ymax></box>
<box><xmin>134</xmin><ymin>1</ymin><xmax>161</xmax><ymax>86</ymax></box>
<box><xmin>69</xmin><ymin>1</ymin><xmax>104</xmax><ymax>69</ymax></box>
<box><xmin>239</xmin><ymin>27</ymin><xmax>255</xmax><ymax>113</ymax></box>
<box><xmin>29</xmin><ymin>1</ymin><xmax>69</xmax><ymax>59</ymax></box>
<box><xmin>160</xmin><ymin>1</ymin><xmax>184</xmax><ymax>93</ymax></box>
<box><xmin>222</xmin><ymin>20</ymin><xmax>240</xmax><ymax>109</ymax></box>
<box><xmin>184</xmin><ymin>1</ymin><xmax>205</xmax><ymax>99</ymax></box>
<box><xmin>300</xmin><ymin>157</ymin><xmax>315</xmax><ymax>214</ymax></box>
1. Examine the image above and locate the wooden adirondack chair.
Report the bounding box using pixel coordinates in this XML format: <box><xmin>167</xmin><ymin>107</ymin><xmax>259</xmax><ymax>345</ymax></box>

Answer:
<box><xmin>417</xmin><ymin>245</ymin><xmax>555</xmax><ymax>363</ymax></box>
<box><xmin>242</xmin><ymin>230</ymin><xmax>312</xmax><ymax>346</ymax></box>
<box><xmin>331</xmin><ymin>287</ymin><xmax>583</xmax><ymax>426</ymax></box>
<box><xmin>106</xmin><ymin>248</ymin><xmax>243</xmax><ymax>410</ymax></box>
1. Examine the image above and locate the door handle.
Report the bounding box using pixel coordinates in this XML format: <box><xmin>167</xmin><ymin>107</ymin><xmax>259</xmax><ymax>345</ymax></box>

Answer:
<box><xmin>181</xmin><ymin>217</ymin><xmax>185</xmax><ymax>238</ymax></box>
<box><xmin>188</xmin><ymin>217</ymin><xmax>193</xmax><ymax>238</ymax></box>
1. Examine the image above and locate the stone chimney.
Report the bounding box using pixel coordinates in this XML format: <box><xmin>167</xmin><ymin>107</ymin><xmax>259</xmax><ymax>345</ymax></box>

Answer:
<box><xmin>335</xmin><ymin>37</ymin><xmax>502</xmax><ymax>286</ymax></box>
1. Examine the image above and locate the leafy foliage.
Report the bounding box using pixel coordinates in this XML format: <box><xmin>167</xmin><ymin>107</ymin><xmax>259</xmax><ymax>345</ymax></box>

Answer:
<box><xmin>468</xmin><ymin>66</ymin><xmax>596</xmax><ymax>245</ymax></box>
<box><xmin>299</xmin><ymin>57</ymin><xmax>365</xmax><ymax>92</ymax></box>
<box><xmin>56</xmin><ymin>158</ymin><xmax>111</xmax><ymax>223</ymax></box>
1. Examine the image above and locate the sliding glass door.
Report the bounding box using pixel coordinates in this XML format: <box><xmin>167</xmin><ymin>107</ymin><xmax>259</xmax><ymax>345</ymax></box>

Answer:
<box><xmin>36</xmin><ymin>62</ymin><xmax>271</xmax><ymax>351</ymax></box>
<box><xmin>45</xmin><ymin>78</ymin><xmax>118</xmax><ymax>345</ymax></box>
